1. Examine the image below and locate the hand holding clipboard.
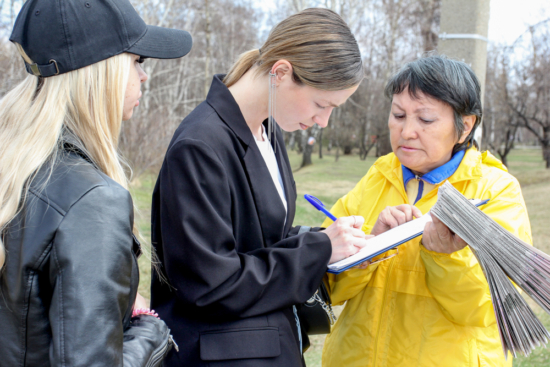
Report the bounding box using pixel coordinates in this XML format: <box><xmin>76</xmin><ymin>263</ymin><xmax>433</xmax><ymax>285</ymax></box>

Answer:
<box><xmin>304</xmin><ymin>194</ymin><xmax>488</xmax><ymax>274</ymax></box>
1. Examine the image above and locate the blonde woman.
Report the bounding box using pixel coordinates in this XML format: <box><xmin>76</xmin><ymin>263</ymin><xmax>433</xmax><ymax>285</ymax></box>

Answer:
<box><xmin>150</xmin><ymin>8</ymin><xmax>367</xmax><ymax>367</ymax></box>
<box><xmin>0</xmin><ymin>0</ymin><xmax>192</xmax><ymax>366</ymax></box>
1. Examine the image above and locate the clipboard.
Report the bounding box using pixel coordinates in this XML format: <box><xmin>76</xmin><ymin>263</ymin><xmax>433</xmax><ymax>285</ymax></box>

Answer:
<box><xmin>327</xmin><ymin>199</ymin><xmax>489</xmax><ymax>274</ymax></box>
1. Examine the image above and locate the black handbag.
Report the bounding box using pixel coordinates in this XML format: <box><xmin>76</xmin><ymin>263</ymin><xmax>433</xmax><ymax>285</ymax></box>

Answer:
<box><xmin>297</xmin><ymin>281</ymin><xmax>337</xmax><ymax>335</ymax></box>
<box><xmin>123</xmin><ymin>313</ymin><xmax>178</xmax><ymax>367</ymax></box>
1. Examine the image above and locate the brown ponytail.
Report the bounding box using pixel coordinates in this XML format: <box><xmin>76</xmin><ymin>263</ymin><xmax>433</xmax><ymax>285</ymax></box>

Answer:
<box><xmin>223</xmin><ymin>49</ymin><xmax>261</xmax><ymax>88</ymax></box>
<box><xmin>223</xmin><ymin>8</ymin><xmax>363</xmax><ymax>91</ymax></box>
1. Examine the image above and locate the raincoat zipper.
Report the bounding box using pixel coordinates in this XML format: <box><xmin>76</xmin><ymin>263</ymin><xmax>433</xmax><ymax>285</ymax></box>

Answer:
<box><xmin>372</xmin><ymin>255</ymin><xmax>397</xmax><ymax>366</ymax></box>
<box><xmin>371</xmin><ymin>173</ymin><xmax>417</xmax><ymax>365</ymax></box>
<box><xmin>414</xmin><ymin>175</ymin><xmax>423</xmax><ymax>205</ymax></box>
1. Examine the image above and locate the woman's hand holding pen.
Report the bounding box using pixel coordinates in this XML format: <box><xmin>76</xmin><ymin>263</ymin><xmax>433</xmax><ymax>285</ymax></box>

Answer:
<box><xmin>322</xmin><ymin>216</ymin><xmax>373</xmax><ymax>264</ymax></box>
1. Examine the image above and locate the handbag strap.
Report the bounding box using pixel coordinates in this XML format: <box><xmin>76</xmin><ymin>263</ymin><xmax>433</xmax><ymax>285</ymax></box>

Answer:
<box><xmin>308</xmin><ymin>288</ymin><xmax>337</xmax><ymax>326</ymax></box>
<box><xmin>298</xmin><ymin>225</ymin><xmax>337</xmax><ymax>325</ymax></box>
<box><xmin>297</xmin><ymin>226</ymin><xmax>312</xmax><ymax>235</ymax></box>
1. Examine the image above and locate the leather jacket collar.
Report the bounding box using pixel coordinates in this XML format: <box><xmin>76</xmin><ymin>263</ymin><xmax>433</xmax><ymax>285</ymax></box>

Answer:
<box><xmin>61</xmin><ymin>129</ymin><xmax>99</xmax><ymax>169</ymax></box>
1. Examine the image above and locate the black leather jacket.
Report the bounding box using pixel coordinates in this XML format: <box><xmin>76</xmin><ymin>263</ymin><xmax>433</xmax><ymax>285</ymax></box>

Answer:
<box><xmin>0</xmin><ymin>145</ymin><xmax>140</xmax><ymax>366</ymax></box>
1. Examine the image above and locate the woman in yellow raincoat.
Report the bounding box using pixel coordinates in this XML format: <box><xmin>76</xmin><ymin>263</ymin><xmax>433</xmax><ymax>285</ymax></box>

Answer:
<box><xmin>321</xmin><ymin>55</ymin><xmax>532</xmax><ymax>367</ymax></box>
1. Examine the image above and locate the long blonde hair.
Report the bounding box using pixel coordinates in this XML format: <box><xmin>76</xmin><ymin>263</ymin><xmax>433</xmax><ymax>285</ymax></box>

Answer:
<box><xmin>0</xmin><ymin>45</ymin><xmax>132</xmax><ymax>270</ymax></box>
<box><xmin>223</xmin><ymin>8</ymin><xmax>363</xmax><ymax>90</ymax></box>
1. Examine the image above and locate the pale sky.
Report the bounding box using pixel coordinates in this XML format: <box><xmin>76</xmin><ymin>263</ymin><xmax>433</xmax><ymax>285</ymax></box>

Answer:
<box><xmin>488</xmin><ymin>0</ymin><xmax>549</xmax><ymax>44</ymax></box>
<box><xmin>256</xmin><ymin>0</ymin><xmax>550</xmax><ymax>46</ymax></box>
<box><xmin>3</xmin><ymin>0</ymin><xmax>548</xmax><ymax>46</ymax></box>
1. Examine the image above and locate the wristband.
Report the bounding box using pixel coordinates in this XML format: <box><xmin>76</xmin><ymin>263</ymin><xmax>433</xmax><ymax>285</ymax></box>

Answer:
<box><xmin>132</xmin><ymin>308</ymin><xmax>159</xmax><ymax>318</ymax></box>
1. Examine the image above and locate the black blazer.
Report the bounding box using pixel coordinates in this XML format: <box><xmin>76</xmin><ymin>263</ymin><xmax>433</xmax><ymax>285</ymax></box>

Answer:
<box><xmin>150</xmin><ymin>75</ymin><xmax>332</xmax><ymax>366</ymax></box>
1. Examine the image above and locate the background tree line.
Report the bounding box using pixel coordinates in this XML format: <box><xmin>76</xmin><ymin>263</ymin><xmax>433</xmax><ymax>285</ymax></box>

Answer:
<box><xmin>1</xmin><ymin>0</ymin><xmax>549</xmax><ymax>175</ymax></box>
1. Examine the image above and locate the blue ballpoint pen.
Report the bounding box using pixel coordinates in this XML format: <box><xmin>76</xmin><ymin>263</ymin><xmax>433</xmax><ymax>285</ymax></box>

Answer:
<box><xmin>304</xmin><ymin>194</ymin><xmax>337</xmax><ymax>221</ymax></box>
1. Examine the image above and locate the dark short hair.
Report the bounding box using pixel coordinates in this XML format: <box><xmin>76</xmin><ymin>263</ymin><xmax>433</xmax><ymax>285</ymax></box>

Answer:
<box><xmin>384</xmin><ymin>55</ymin><xmax>482</xmax><ymax>153</ymax></box>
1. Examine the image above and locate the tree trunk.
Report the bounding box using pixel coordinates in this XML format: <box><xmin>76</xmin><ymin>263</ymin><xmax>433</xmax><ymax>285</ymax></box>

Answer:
<box><xmin>203</xmin><ymin>0</ymin><xmax>211</xmax><ymax>99</ymax></box>
<box><xmin>544</xmin><ymin>144</ymin><xmax>550</xmax><ymax>169</ymax></box>
<box><xmin>318</xmin><ymin>128</ymin><xmax>323</xmax><ymax>159</ymax></box>
<box><xmin>360</xmin><ymin>140</ymin><xmax>376</xmax><ymax>160</ymax></box>
<box><xmin>358</xmin><ymin>117</ymin><xmax>371</xmax><ymax>160</ymax></box>
<box><xmin>343</xmin><ymin>144</ymin><xmax>353</xmax><ymax>155</ymax></box>
<box><xmin>295</xmin><ymin>130</ymin><xmax>304</xmax><ymax>154</ymax></box>
<box><xmin>544</xmin><ymin>127</ymin><xmax>550</xmax><ymax>169</ymax></box>
<box><xmin>301</xmin><ymin>144</ymin><xmax>314</xmax><ymax>167</ymax></box>
<box><xmin>377</xmin><ymin>132</ymin><xmax>392</xmax><ymax>157</ymax></box>
<box><xmin>288</xmin><ymin>131</ymin><xmax>296</xmax><ymax>151</ymax></box>
<box><xmin>498</xmin><ymin>153</ymin><xmax>508</xmax><ymax>168</ymax></box>
<box><xmin>301</xmin><ymin>126</ymin><xmax>320</xmax><ymax>168</ymax></box>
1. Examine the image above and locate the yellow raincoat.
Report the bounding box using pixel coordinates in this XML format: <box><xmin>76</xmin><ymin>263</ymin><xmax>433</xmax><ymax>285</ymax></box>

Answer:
<box><xmin>321</xmin><ymin>148</ymin><xmax>532</xmax><ymax>367</ymax></box>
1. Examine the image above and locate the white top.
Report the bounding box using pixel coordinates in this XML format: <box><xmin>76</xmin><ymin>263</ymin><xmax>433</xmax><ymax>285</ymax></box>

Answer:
<box><xmin>254</xmin><ymin>126</ymin><xmax>287</xmax><ymax>214</ymax></box>
<box><xmin>255</xmin><ymin>127</ymin><xmax>297</xmax><ymax>350</ymax></box>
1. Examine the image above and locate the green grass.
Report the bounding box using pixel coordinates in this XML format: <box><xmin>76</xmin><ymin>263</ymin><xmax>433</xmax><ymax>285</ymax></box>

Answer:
<box><xmin>509</xmin><ymin>149</ymin><xmax>550</xmax><ymax>367</ymax></box>
<box><xmin>505</xmin><ymin>148</ymin><xmax>550</xmax><ymax>186</ymax></box>
<box><xmin>128</xmin><ymin>174</ymin><xmax>156</xmax><ymax>298</ymax></box>
<box><xmin>131</xmin><ymin>147</ymin><xmax>550</xmax><ymax>367</ymax></box>
<box><xmin>289</xmin><ymin>152</ymin><xmax>377</xmax><ymax>227</ymax></box>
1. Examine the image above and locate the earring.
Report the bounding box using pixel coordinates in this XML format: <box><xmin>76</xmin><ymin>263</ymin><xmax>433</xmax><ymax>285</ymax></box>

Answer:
<box><xmin>268</xmin><ymin>72</ymin><xmax>277</xmax><ymax>153</ymax></box>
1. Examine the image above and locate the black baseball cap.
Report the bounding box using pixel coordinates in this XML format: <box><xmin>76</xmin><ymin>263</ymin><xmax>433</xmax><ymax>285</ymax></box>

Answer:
<box><xmin>10</xmin><ymin>0</ymin><xmax>193</xmax><ymax>77</ymax></box>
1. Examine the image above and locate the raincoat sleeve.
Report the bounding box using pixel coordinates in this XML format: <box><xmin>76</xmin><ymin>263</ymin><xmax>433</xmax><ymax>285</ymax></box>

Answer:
<box><xmin>420</xmin><ymin>176</ymin><xmax>532</xmax><ymax>327</ymax></box>
<box><xmin>321</xmin><ymin>171</ymin><xmax>381</xmax><ymax>306</ymax></box>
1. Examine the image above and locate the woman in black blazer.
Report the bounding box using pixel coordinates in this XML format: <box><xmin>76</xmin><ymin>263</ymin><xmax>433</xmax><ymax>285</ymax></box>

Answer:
<box><xmin>151</xmin><ymin>8</ymin><xmax>366</xmax><ymax>366</ymax></box>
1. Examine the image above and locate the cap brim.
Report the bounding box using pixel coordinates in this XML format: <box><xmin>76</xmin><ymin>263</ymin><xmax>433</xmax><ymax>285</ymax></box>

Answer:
<box><xmin>127</xmin><ymin>25</ymin><xmax>192</xmax><ymax>59</ymax></box>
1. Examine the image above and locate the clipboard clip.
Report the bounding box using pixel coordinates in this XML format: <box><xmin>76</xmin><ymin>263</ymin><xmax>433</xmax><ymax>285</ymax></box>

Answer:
<box><xmin>369</xmin><ymin>248</ymin><xmax>399</xmax><ymax>265</ymax></box>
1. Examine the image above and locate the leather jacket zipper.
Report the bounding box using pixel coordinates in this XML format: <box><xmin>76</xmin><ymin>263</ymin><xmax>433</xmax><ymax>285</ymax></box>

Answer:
<box><xmin>146</xmin><ymin>334</ymin><xmax>178</xmax><ymax>367</ymax></box>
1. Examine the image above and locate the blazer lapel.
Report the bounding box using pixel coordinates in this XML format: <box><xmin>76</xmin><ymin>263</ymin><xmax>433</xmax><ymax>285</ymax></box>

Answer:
<box><xmin>205</xmin><ymin>74</ymin><xmax>288</xmax><ymax>247</ymax></box>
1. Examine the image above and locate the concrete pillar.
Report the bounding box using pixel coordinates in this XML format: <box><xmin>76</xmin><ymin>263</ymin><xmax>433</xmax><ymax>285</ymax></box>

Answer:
<box><xmin>438</xmin><ymin>0</ymin><xmax>490</xmax><ymax>145</ymax></box>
